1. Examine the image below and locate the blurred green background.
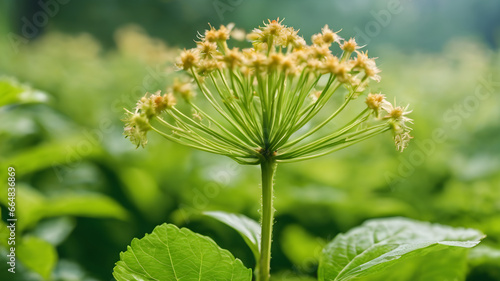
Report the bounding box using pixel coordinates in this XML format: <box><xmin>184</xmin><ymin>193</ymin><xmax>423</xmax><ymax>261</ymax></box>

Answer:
<box><xmin>0</xmin><ymin>0</ymin><xmax>499</xmax><ymax>280</ymax></box>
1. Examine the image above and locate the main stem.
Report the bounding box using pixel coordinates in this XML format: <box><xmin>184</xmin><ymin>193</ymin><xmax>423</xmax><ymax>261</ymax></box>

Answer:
<box><xmin>259</xmin><ymin>158</ymin><xmax>276</xmax><ymax>281</ymax></box>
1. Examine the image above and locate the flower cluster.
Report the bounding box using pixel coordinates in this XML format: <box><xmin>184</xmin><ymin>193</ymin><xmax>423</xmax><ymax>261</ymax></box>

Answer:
<box><xmin>124</xmin><ymin>20</ymin><xmax>412</xmax><ymax>163</ymax></box>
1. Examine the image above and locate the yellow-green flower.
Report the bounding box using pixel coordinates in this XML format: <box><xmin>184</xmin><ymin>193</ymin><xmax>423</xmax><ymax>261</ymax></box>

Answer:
<box><xmin>123</xmin><ymin>20</ymin><xmax>413</xmax><ymax>162</ymax></box>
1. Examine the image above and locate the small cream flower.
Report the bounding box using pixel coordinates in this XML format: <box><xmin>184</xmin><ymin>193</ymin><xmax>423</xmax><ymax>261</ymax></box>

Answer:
<box><xmin>353</xmin><ymin>51</ymin><xmax>381</xmax><ymax>82</ymax></box>
<box><xmin>365</xmin><ymin>93</ymin><xmax>389</xmax><ymax>117</ymax></box>
<box><xmin>177</xmin><ymin>49</ymin><xmax>199</xmax><ymax>70</ymax></box>
<box><xmin>341</xmin><ymin>38</ymin><xmax>361</xmax><ymax>53</ymax></box>
<box><xmin>383</xmin><ymin>102</ymin><xmax>413</xmax><ymax>130</ymax></box>
<box><xmin>123</xmin><ymin>110</ymin><xmax>151</xmax><ymax>148</ymax></box>
<box><xmin>381</xmin><ymin>101</ymin><xmax>414</xmax><ymax>151</ymax></box>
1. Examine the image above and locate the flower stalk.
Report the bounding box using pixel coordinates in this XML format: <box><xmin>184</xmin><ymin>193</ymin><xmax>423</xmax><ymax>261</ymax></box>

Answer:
<box><xmin>122</xmin><ymin>19</ymin><xmax>413</xmax><ymax>280</ymax></box>
<box><xmin>259</xmin><ymin>156</ymin><xmax>276</xmax><ymax>281</ymax></box>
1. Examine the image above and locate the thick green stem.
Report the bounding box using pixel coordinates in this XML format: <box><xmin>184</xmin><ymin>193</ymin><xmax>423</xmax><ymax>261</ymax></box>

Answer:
<box><xmin>258</xmin><ymin>158</ymin><xmax>277</xmax><ymax>281</ymax></box>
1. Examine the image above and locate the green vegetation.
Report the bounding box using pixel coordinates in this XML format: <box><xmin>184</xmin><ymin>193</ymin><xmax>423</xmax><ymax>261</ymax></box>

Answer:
<box><xmin>1</xmin><ymin>1</ymin><xmax>499</xmax><ymax>280</ymax></box>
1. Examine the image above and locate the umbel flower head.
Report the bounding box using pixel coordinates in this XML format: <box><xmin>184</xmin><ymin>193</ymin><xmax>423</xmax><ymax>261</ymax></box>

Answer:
<box><xmin>123</xmin><ymin>19</ymin><xmax>413</xmax><ymax>164</ymax></box>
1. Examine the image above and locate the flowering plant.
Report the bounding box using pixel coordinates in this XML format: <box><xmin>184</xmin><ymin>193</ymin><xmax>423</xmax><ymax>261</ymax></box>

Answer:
<box><xmin>114</xmin><ymin>20</ymin><xmax>483</xmax><ymax>281</ymax></box>
<box><xmin>124</xmin><ymin>20</ymin><xmax>412</xmax><ymax>161</ymax></box>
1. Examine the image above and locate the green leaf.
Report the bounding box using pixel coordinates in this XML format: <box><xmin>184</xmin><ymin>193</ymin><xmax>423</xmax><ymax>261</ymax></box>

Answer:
<box><xmin>318</xmin><ymin>217</ymin><xmax>484</xmax><ymax>281</ymax></box>
<box><xmin>361</xmin><ymin>246</ymin><xmax>470</xmax><ymax>281</ymax></box>
<box><xmin>204</xmin><ymin>211</ymin><xmax>261</xmax><ymax>261</ymax></box>
<box><xmin>113</xmin><ymin>223</ymin><xmax>252</xmax><ymax>281</ymax></box>
<box><xmin>1</xmin><ymin>184</ymin><xmax>127</xmax><ymax>233</ymax></box>
<box><xmin>0</xmin><ymin>137</ymin><xmax>102</xmax><ymax>181</ymax></box>
<box><xmin>17</xmin><ymin>236</ymin><xmax>58</xmax><ymax>280</ymax></box>
<box><xmin>44</xmin><ymin>193</ymin><xmax>129</xmax><ymax>220</ymax></box>
<box><xmin>0</xmin><ymin>78</ymin><xmax>49</xmax><ymax>107</ymax></box>
<box><xmin>9</xmin><ymin>184</ymin><xmax>46</xmax><ymax>233</ymax></box>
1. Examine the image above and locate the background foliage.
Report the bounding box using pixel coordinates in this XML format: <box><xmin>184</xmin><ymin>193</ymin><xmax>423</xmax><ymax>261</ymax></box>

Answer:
<box><xmin>0</xmin><ymin>0</ymin><xmax>499</xmax><ymax>280</ymax></box>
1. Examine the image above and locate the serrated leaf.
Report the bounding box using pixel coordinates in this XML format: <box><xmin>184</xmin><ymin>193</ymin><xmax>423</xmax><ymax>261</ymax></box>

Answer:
<box><xmin>204</xmin><ymin>211</ymin><xmax>261</xmax><ymax>261</ymax></box>
<box><xmin>113</xmin><ymin>223</ymin><xmax>252</xmax><ymax>281</ymax></box>
<box><xmin>362</xmin><ymin>246</ymin><xmax>470</xmax><ymax>281</ymax></box>
<box><xmin>319</xmin><ymin>217</ymin><xmax>484</xmax><ymax>281</ymax></box>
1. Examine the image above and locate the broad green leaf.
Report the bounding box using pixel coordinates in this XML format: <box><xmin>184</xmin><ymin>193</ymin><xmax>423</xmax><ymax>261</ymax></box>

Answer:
<box><xmin>17</xmin><ymin>236</ymin><xmax>57</xmax><ymax>280</ymax></box>
<box><xmin>359</xmin><ymin>246</ymin><xmax>469</xmax><ymax>281</ymax></box>
<box><xmin>204</xmin><ymin>211</ymin><xmax>261</xmax><ymax>261</ymax></box>
<box><xmin>113</xmin><ymin>223</ymin><xmax>252</xmax><ymax>281</ymax></box>
<box><xmin>319</xmin><ymin>217</ymin><xmax>484</xmax><ymax>281</ymax></box>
